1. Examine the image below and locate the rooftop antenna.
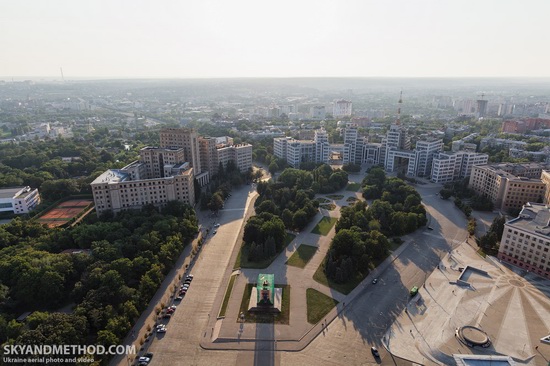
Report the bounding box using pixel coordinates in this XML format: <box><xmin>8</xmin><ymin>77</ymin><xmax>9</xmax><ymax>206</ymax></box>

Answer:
<box><xmin>60</xmin><ymin>67</ymin><xmax>65</xmax><ymax>82</ymax></box>
<box><xmin>396</xmin><ymin>90</ymin><xmax>403</xmax><ymax>125</ymax></box>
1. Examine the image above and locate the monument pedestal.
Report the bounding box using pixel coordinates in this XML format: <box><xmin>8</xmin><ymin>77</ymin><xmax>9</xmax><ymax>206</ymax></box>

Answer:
<box><xmin>247</xmin><ymin>286</ymin><xmax>282</xmax><ymax>313</ymax></box>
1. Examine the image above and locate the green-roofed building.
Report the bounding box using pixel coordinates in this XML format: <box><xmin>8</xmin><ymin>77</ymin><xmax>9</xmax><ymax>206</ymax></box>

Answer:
<box><xmin>257</xmin><ymin>273</ymin><xmax>274</xmax><ymax>306</ymax></box>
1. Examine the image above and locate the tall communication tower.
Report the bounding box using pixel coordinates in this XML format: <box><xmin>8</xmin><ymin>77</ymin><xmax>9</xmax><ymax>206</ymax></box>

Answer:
<box><xmin>396</xmin><ymin>90</ymin><xmax>403</xmax><ymax>125</ymax></box>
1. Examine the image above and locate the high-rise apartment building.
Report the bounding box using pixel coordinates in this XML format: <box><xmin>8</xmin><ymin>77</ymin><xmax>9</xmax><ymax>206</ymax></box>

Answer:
<box><xmin>414</xmin><ymin>138</ymin><xmax>444</xmax><ymax>177</ymax></box>
<box><xmin>198</xmin><ymin>137</ymin><xmax>219</xmax><ymax>176</ymax></box>
<box><xmin>498</xmin><ymin>203</ymin><xmax>550</xmax><ymax>279</ymax></box>
<box><xmin>160</xmin><ymin>128</ymin><xmax>201</xmax><ymax>175</ymax></box>
<box><xmin>333</xmin><ymin>100</ymin><xmax>352</xmax><ymax>117</ymax></box>
<box><xmin>431</xmin><ymin>151</ymin><xmax>488</xmax><ymax>183</ymax></box>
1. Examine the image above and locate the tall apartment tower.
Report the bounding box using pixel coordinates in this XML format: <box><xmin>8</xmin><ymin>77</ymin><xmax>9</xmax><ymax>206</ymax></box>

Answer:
<box><xmin>477</xmin><ymin>95</ymin><xmax>488</xmax><ymax>118</ymax></box>
<box><xmin>314</xmin><ymin>129</ymin><xmax>330</xmax><ymax>164</ymax></box>
<box><xmin>160</xmin><ymin>128</ymin><xmax>202</xmax><ymax>175</ymax></box>
<box><xmin>198</xmin><ymin>137</ymin><xmax>219</xmax><ymax>176</ymax></box>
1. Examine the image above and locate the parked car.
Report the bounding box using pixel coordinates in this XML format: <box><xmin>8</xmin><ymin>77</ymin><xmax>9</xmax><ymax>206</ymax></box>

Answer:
<box><xmin>371</xmin><ymin>347</ymin><xmax>380</xmax><ymax>358</ymax></box>
<box><xmin>162</xmin><ymin>313</ymin><xmax>171</xmax><ymax>319</ymax></box>
<box><xmin>214</xmin><ymin>223</ymin><xmax>220</xmax><ymax>228</ymax></box>
<box><xmin>186</xmin><ymin>274</ymin><xmax>194</xmax><ymax>280</ymax></box>
<box><xmin>156</xmin><ymin>326</ymin><xmax>167</xmax><ymax>333</ymax></box>
<box><xmin>372</xmin><ymin>278</ymin><xmax>378</xmax><ymax>284</ymax></box>
<box><xmin>410</xmin><ymin>286</ymin><xmax>419</xmax><ymax>296</ymax></box>
<box><xmin>175</xmin><ymin>295</ymin><xmax>183</xmax><ymax>301</ymax></box>
<box><xmin>212</xmin><ymin>230</ymin><xmax>217</xmax><ymax>235</ymax></box>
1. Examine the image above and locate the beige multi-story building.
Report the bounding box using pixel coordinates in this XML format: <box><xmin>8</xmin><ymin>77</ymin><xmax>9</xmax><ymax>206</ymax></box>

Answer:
<box><xmin>160</xmin><ymin>128</ymin><xmax>201</xmax><ymax>175</ymax></box>
<box><xmin>542</xmin><ymin>170</ymin><xmax>550</xmax><ymax>205</ymax></box>
<box><xmin>216</xmin><ymin>144</ymin><xmax>253</xmax><ymax>173</ymax></box>
<box><xmin>91</xmin><ymin>146</ymin><xmax>195</xmax><ymax>215</ymax></box>
<box><xmin>198</xmin><ymin>137</ymin><xmax>252</xmax><ymax>175</ymax></box>
<box><xmin>198</xmin><ymin>137</ymin><xmax>219</xmax><ymax>176</ymax></box>
<box><xmin>469</xmin><ymin>163</ymin><xmax>547</xmax><ymax>212</ymax></box>
<box><xmin>498</xmin><ymin>202</ymin><xmax>550</xmax><ymax>279</ymax></box>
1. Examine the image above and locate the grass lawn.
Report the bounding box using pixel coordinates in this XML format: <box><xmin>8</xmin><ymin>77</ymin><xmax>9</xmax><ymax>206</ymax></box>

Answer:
<box><xmin>311</xmin><ymin>216</ymin><xmax>338</xmax><ymax>236</ymax></box>
<box><xmin>286</xmin><ymin>244</ymin><xmax>318</xmax><ymax>268</ymax></box>
<box><xmin>238</xmin><ymin>283</ymin><xmax>290</xmax><ymax>324</ymax></box>
<box><xmin>235</xmin><ymin>233</ymin><xmax>296</xmax><ymax>269</ymax></box>
<box><xmin>313</xmin><ymin>259</ymin><xmax>368</xmax><ymax>295</ymax></box>
<box><xmin>315</xmin><ymin>197</ymin><xmax>330</xmax><ymax>204</ymax></box>
<box><xmin>346</xmin><ymin>196</ymin><xmax>359</xmax><ymax>203</ymax></box>
<box><xmin>306</xmin><ymin>288</ymin><xmax>339</xmax><ymax>324</ymax></box>
<box><xmin>325</xmin><ymin>194</ymin><xmax>344</xmax><ymax>200</ymax></box>
<box><xmin>218</xmin><ymin>274</ymin><xmax>237</xmax><ymax>317</ymax></box>
<box><xmin>346</xmin><ymin>183</ymin><xmax>361</xmax><ymax>192</ymax></box>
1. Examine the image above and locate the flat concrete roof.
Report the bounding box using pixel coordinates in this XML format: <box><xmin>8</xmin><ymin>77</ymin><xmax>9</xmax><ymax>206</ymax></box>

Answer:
<box><xmin>0</xmin><ymin>187</ymin><xmax>25</xmax><ymax>199</ymax></box>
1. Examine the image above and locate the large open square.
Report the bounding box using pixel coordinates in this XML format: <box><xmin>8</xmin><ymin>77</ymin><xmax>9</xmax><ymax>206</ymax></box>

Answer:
<box><xmin>385</xmin><ymin>240</ymin><xmax>550</xmax><ymax>366</ymax></box>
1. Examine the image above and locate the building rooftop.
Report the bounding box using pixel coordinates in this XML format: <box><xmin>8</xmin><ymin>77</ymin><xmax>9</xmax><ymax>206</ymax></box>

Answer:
<box><xmin>507</xmin><ymin>203</ymin><xmax>550</xmax><ymax>237</ymax></box>
<box><xmin>91</xmin><ymin>169</ymin><xmax>129</xmax><ymax>184</ymax></box>
<box><xmin>0</xmin><ymin>187</ymin><xmax>26</xmax><ymax>199</ymax></box>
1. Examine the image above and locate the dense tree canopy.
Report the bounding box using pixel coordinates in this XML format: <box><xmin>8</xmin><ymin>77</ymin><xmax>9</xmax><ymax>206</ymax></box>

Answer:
<box><xmin>0</xmin><ymin>202</ymin><xmax>197</xmax><ymax>363</ymax></box>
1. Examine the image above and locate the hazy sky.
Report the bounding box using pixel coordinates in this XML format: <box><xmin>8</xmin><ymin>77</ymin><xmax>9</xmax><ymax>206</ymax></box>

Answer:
<box><xmin>2</xmin><ymin>0</ymin><xmax>549</xmax><ymax>79</ymax></box>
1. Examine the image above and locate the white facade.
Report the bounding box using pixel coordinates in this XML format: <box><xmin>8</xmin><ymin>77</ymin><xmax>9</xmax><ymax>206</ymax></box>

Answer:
<box><xmin>414</xmin><ymin>139</ymin><xmax>443</xmax><ymax>177</ymax></box>
<box><xmin>286</xmin><ymin>140</ymin><xmax>315</xmax><ymax>168</ymax></box>
<box><xmin>314</xmin><ymin>129</ymin><xmax>330</xmax><ymax>164</ymax></box>
<box><xmin>310</xmin><ymin>106</ymin><xmax>326</xmax><ymax>120</ymax></box>
<box><xmin>273</xmin><ymin>137</ymin><xmax>292</xmax><ymax>160</ymax></box>
<box><xmin>333</xmin><ymin>100</ymin><xmax>352</xmax><ymax>117</ymax></box>
<box><xmin>431</xmin><ymin>151</ymin><xmax>488</xmax><ymax>183</ymax></box>
<box><xmin>0</xmin><ymin>187</ymin><xmax>41</xmax><ymax>214</ymax></box>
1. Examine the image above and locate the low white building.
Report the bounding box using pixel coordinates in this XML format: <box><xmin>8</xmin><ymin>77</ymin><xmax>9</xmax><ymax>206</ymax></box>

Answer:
<box><xmin>0</xmin><ymin>187</ymin><xmax>41</xmax><ymax>214</ymax></box>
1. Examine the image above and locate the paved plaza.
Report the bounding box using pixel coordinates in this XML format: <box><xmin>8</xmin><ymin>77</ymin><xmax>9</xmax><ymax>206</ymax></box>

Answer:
<box><xmin>385</xmin><ymin>240</ymin><xmax>550</xmax><ymax>366</ymax></box>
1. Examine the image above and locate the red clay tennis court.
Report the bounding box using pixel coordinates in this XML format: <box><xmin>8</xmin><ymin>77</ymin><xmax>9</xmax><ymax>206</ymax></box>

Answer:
<box><xmin>36</xmin><ymin>199</ymin><xmax>94</xmax><ymax>228</ymax></box>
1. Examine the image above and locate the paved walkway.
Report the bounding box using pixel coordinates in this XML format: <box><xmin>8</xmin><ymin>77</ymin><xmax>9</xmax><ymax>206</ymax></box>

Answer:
<box><xmin>200</xmin><ymin>180</ymin><xmax>433</xmax><ymax>352</ymax></box>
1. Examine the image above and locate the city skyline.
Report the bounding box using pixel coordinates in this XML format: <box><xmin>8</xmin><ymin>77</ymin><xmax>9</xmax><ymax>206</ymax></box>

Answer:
<box><xmin>2</xmin><ymin>0</ymin><xmax>550</xmax><ymax>79</ymax></box>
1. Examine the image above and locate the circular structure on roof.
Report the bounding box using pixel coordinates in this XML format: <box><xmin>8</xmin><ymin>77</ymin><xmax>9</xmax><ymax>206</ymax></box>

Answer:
<box><xmin>456</xmin><ymin>326</ymin><xmax>491</xmax><ymax>348</ymax></box>
<box><xmin>508</xmin><ymin>278</ymin><xmax>525</xmax><ymax>288</ymax></box>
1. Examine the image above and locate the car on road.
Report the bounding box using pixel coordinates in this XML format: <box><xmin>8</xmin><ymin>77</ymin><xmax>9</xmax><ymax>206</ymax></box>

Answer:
<box><xmin>175</xmin><ymin>295</ymin><xmax>183</xmax><ymax>301</ymax></box>
<box><xmin>214</xmin><ymin>223</ymin><xmax>220</xmax><ymax>228</ymax></box>
<box><xmin>372</xmin><ymin>278</ymin><xmax>378</xmax><ymax>284</ymax></box>
<box><xmin>410</xmin><ymin>286</ymin><xmax>419</xmax><ymax>296</ymax></box>
<box><xmin>138</xmin><ymin>352</ymin><xmax>153</xmax><ymax>365</ymax></box>
<box><xmin>371</xmin><ymin>347</ymin><xmax>380</xmax><ymax>358</ymax></box>
<box><xmin>427</xmin><ymin>226</ymin><xmax>434</xmax><ymax>230</ymax></box>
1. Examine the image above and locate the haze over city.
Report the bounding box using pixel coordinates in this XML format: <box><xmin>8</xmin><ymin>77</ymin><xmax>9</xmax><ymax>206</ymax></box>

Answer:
<box><xmin>3</xmin><ymin>0</ymin><xmax>550</xmax><ymax>79</ymax></box>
